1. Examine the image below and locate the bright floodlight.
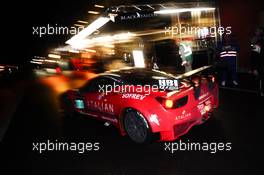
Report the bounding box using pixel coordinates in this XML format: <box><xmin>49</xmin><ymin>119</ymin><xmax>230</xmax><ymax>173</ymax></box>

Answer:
<box><xmin>132</xmin><ymin>50</ymin><xmax>145</xmax><ymax>68</ymax></box>
<box><xmin>48</xmin><ymin>54</ymin><xmax>61</xmax><ymax>59</ymax></box>
<box><xmin>154</xmin><ymin>7</ymin><xmax>215</xmax><ymax>14</ymax></box>
<box><xmin>66</xmin><ymin>17</ymin><xmax>110</xmax><ymax>47</ymax></box>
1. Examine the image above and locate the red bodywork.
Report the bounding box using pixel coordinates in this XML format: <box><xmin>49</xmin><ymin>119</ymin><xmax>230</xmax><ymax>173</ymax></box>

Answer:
<box><xmin>65</xmin><ymin>68</ymin><xmax>219</xmax><ymax>141</ymax></box>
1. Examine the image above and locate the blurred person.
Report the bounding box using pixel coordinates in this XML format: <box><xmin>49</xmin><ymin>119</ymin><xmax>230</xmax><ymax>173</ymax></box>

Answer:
<box><xmin>151</xmin><ymin>56</ymin><xmax>159</xmax><ymax>70</ymax></box>
<box><xmin>179</xmin><ymin>42</ymin><xmax>193</xmax><ymax>72</ymax></box>
<box><xmin>258</xmin><ymin>56</ymin><xmax>264</xmax><ymax>96</ymax></box>
<box><xmin>218</xmin><ymin>34</ymin><xmax>239</xmax><ymax>86</ymax></box>
<box><xmin>250</xmin><ymin>27</ymin><xmax>264</xmax><ymax>75</ymax></box>
<box><xmin>254</xmin><ymin>29</ymin><xmax>264</xmax><ymax>96</ymax></box>
<box><xmin>206</xmin><ymin>37</ymin><xmax>217</xmax><ymax>65</ymax></box>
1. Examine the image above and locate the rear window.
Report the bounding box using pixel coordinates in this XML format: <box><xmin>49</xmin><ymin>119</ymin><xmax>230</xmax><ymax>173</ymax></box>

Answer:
<box><xmin>122</xmin><ymin>70</ymin><xmax>176</xmax><ymax>86</ymax></box>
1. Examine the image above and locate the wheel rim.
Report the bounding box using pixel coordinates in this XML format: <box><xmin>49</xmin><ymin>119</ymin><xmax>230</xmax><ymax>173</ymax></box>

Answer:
<box><xmin>124</xmin><ymin>111</ymin><xmax>148</xmax><ymax>143</ymax></box>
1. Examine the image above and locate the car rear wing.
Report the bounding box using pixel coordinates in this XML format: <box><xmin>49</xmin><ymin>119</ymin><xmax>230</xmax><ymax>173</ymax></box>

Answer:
<box><xmin>175</xmin><ymin>66</ymin><xmax>217</xmax><ymax>100</ymax></box>
<box><xmin>175</xmin><ymin>66</ymin><xmax>213</xmax><ymax>80</ymax></box>
<box><xmin>156</xmin><ymin>66</ymin><xmax>215</xmax><ymax>92</ymax></box>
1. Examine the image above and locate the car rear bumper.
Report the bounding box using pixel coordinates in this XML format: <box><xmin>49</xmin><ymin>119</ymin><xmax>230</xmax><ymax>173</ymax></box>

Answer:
<box><xmin>154</xmin><ymin>95</ymin><xmax>217</xmax><ymax>141</ymax></box>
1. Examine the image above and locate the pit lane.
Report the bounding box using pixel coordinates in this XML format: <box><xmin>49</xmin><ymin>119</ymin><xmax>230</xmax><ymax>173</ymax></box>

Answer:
<box><xmin>0</xmin><ymin>71</ymin><xmax>263</xmax><ymax>175</ymax></box>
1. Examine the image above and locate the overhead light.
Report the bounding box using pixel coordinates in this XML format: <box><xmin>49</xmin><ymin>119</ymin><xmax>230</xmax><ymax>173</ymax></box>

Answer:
<box><xmin>48</xmin><ymin>54</ymin><xmax>61</xmax><ymax>59</ymax></box>
<box><xmin>32</xmin><ymin>59</ymin><xmax>44</xmax><ymax>62</ymax></box>
<box><xmin>94</xmin><ymin>4</ymin><xmax>104</xmax><ymax>8</ymax></box>
<box><xmin>45</xmin><ymin>59</ymin><xmax>57</xmax><ymax>63</ymax></box>
<box><xmin>147</xmin><ymin>5</ymin><xmax>155</xmax><ymax>10</ymax></box>
<box><xmin>133</xmin><ymin>5</ymin><xmax>141</xmax><ymax>11</ymax></box>
<box><xmin>77</xmin><ymin>32</ymin><xmax>135</xmax><ymax>47</ymax></box>
<box><xmin>113</xmin><ymin>32</ymin><xmax>135</xmax><ymax>40</ymax></box>
<box><xmin>132</xmin><ymin>50</ymin><xmax>145</xmax><ymax>68</ymax></box>
<box><xmin>159</xmin><ymin>4</ymin><xmax>167</xmax><ymax>9</ymax></box>
<box><xmin>104</xmin><ymin>44</ymin><xmax>115</xmax><ymax>48</ymax></box>
<box><xmin>68</xmin><ymin>49</ymin><xmax>80</xmax><ymax>53</ymax></box>
<box><xmin>54</xmin><ymin>46</ymin><xmax>72</xmax><ymax>52</ymax></box>
<box><xmin>30</xmin><ymin>61</ymin><xmax>43</xmax><ymax>65</ymax></box>
<box><xmin>77</xmin><ymin>20</ymin><xmax>88</xmax><ymax>24</ymax></box>
<box><xmin>84</xmin><ymin>49</ymin><xmax>96</xmax><ymax>53</ymax></box>
<box><xmin>88</xmin><ymin>11</ymin><xmax>100</xmax><ymax>15</ymax></box>
<box><xmin>66</xmin><ymin>17</ymin><xmax>111</xmax><ymax>47</ymax></box>
<box><xmin>74</xmin><ymin>24</ymin><xmax>84</xmax><ymax>27</ymax></box>
<box><xmin>154</xmin><ymin>7</ymin><xmax>215</xmax><ymax>14</ymax></box>
<box><xmin>70</xmin><ymin>17</ymin><xmax>109</xmax><ymax>39</ymax></box>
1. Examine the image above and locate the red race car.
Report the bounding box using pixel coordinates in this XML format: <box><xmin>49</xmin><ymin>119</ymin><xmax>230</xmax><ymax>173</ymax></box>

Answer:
<box><xmin>60</xmin><ymin>66</ymin><xmax>219</xmax><ymax>143</ymax></box>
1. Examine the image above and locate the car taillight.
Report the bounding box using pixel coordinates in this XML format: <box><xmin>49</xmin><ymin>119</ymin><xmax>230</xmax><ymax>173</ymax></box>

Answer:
<box><xmin>211</xmin><ymin>76</ymin><xmax>215</xmax><ymax>83</ymax></box>
<box><xmin>165</xmin><ymin>99</ymin><xmax>174</xmax><ymax>108</ymax></box>
<box><xmin>156</xmin><ymin>96</ymin><xmax>188</xmax><ymax>109</ymax></box>
<box><xmin>204</xmin><ymin>105</ymin><xmax>211</xmax><ymax>112</ymax></box>
<box><xmin>155</xmin><ymin>97</ymin><xmax>174</xmax><ymax>109</ymax></box>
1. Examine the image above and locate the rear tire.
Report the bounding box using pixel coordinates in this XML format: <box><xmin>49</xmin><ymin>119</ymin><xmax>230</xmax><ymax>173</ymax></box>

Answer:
<box><xmin>123</xmin><ymin>109</ymin><xmax>152</xmax><ymax>144</ymax></box>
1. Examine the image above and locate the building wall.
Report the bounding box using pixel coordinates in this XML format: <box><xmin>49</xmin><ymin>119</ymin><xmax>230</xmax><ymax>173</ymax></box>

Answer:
<box><xmin>219</xmin><ymin>0</ymin><xmax>264</xmax><ymax>70</ymax></box>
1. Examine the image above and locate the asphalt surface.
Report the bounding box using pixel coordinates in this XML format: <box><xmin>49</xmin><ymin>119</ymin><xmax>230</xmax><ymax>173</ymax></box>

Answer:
<box><xmin>0</xmin><ymin>71</ymin><xmax>263</xmax><ymax>175</ymax></box>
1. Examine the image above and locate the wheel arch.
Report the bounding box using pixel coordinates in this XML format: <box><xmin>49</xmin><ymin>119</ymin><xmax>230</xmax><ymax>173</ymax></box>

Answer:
<box><xmin>118</xmin><ymin>107</ymin><xmax>153</xmax><ymax>136</ymax></box>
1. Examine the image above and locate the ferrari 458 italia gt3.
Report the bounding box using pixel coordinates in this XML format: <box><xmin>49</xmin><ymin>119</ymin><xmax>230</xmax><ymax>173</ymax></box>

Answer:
<box><xmin>60</xmin><ymin>66</ymin><xmax>218</xmax><ymax>143</ymax></box>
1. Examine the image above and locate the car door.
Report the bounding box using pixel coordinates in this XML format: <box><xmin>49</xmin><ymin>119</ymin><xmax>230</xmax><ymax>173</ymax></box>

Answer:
<box><xmin>99</xmin><ymin>77</ymin><xmax>125</xmax><ymax>124</ymax></box>
<box><xmin>78</xmin><ymin>77</ymin><xmax>104</xmax><ymax>118</ymax></box>
<box><xmin>80</xmin><ymin>77</ymin><xmax>123</xmax><ymax>124</ymax></box>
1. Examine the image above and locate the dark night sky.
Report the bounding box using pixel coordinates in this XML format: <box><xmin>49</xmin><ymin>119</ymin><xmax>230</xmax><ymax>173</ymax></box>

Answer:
<box><xmin>2</xmin><ymin>0</ymin><xmax>98</xmax><ymax>64</ymax></box>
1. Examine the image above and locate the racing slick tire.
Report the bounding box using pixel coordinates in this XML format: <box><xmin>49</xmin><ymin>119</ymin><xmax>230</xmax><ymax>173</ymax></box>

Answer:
<box><xmin>123</xmin><ymin>109</ymin><xmax>153</xmax><ymax>144</ymax></box>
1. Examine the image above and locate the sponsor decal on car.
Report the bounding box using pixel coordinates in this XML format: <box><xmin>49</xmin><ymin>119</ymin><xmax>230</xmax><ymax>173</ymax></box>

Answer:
<box><xmin>199</xmin><ymin>92</ymin><xmax>209</xmax><ymax>100</ymax></box>
<box><xmin>175</xmin><ymin>110</ymin><xmax>191</xmax><ymax>120</ymax></box>
<box><xmin>197</xmin><ymin>104</ymin><xmax>206</xmax><ymax>115</ymax></box>
<box><xmin>150</xmin><ymin>114</ymin><xmax>160</xmax><ymax>126</ymax></box>
<box><xmin>75</xmin><ymin>99</ymin><xmax>84</xmax><ymax>109</ymax></box>
<box><xmin>158</xmin><ymin>79</ymin><xmax>179</xmax><ymax>90</ymax></box>
<box><xmin>121</xmin><ymin>93</ymin><xmax>146</xmax><ymax>100</ymax></box>
<box><xmin>86</xmin><ymin>100</ymin><xmax>114</xmax><ymax>114</ymax></box>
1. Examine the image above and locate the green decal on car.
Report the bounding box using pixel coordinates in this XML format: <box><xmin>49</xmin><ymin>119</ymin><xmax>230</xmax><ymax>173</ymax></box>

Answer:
<box><xmin>75</xmin><ymin>99</ymin><xmax>84</xmax><ymax>109</ymax></box>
